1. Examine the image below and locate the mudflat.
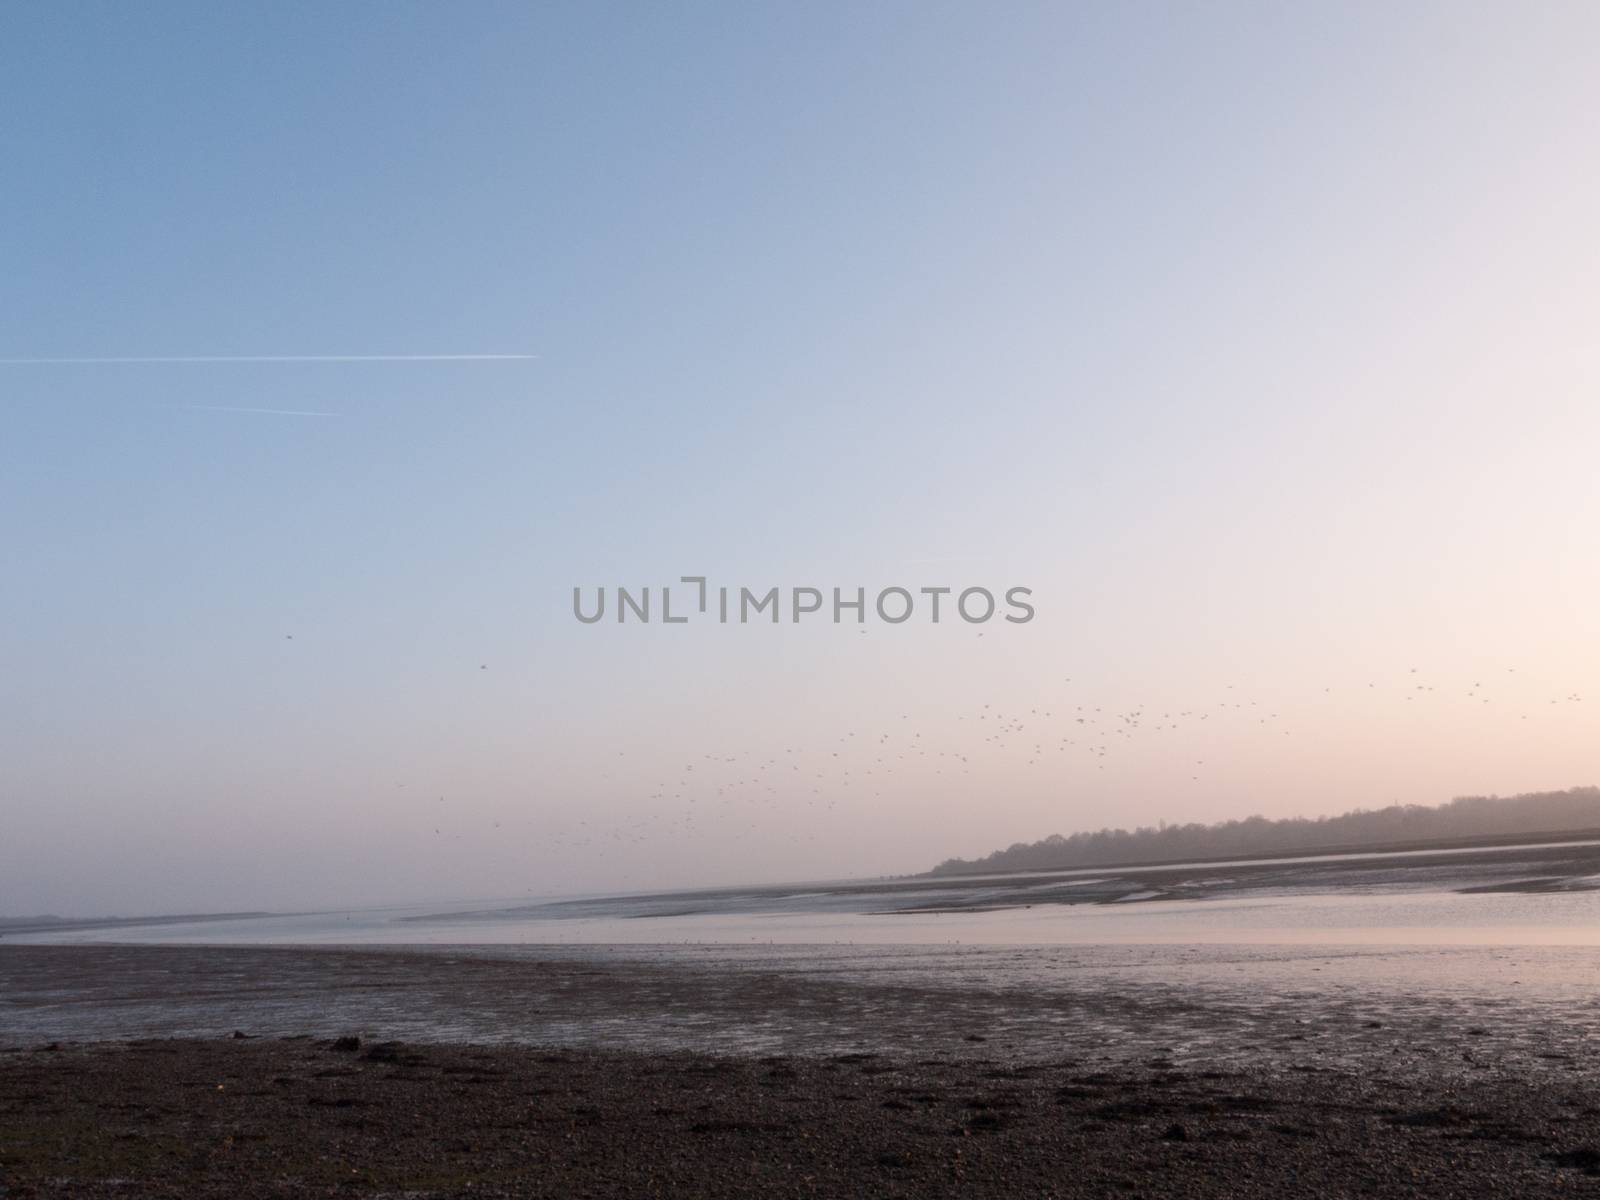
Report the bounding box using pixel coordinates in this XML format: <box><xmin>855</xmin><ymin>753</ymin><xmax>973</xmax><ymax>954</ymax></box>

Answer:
<box><xmin>3</xmin><ymin>1036</ymin><xmax>1599</xmax><ymax>1198</ymax></box>
<box><xmin>2</xmin><ymin>944</ymin><xmax>1598</xmax><ymax>1197</ymax></box>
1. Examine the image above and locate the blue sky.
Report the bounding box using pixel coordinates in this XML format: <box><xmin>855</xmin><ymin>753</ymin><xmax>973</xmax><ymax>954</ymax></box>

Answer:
<box><xmin>4</xmin><ymin>3</ymin><xmax>1598</xmax><ymax>914</ymax></box>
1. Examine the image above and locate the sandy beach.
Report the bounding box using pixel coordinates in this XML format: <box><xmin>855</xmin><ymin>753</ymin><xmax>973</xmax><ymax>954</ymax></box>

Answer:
<box><xmin>4</xmin><ymin>943</ymin><xmax>1599</xmax><ymax>1197</ymax></box>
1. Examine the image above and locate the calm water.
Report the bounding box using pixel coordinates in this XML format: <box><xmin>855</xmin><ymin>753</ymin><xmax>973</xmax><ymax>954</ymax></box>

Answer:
<box><xmin>7</xmin><ymin>840</ymin><xmax>1600</xmax><ymax>1054</ymax></box>
<box><xmin>8</xmin><ymin>838</ymin><xmax>1600</xmax><ymax>948</ymax></box>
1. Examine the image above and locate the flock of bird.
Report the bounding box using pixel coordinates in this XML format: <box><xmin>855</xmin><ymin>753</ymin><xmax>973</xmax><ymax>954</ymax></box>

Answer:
<box><xmin>279</xmin><ymin>634</ymin><xmax>1591</xmax><ymax>861</ymax></box>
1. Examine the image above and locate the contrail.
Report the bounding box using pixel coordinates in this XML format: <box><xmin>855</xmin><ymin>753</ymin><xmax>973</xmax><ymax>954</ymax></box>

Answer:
<box><xmin>0</xmin><ymin>354</ymin><xmax>537</xmax><ymax>364</ymax></box>
<box><xmin>174</xmin><ymin>405</ymin><xmax>339</xmax><ymax>417</ymax></box>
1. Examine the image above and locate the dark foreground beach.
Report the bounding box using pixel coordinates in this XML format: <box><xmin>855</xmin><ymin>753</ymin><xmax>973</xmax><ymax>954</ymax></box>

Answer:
<box><xmin>7</xmin><ymin>1037</ymin><xmax>1600</xmax><ymax>1199</ymax></box>
<box><xmin>3</xmin><ymin>944</ymin><xmax>1599</xmax><ymax>1197</ymax></box>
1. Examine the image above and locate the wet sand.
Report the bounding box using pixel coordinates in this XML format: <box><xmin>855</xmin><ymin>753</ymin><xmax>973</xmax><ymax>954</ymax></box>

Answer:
<box><xmin>3</xmin><ymin>944</ymin><xmax>1599</xmax><ymax>1196</ymax></box>
<box><xmin>408</xmin><ymin>836</ymin><xmax>1600</xmax><ymax>922</ymax></box>
<box><xmin>6</xmin><ymin>1036</ymin><xmax>1600</xmax><ymax>1198</ymax></box>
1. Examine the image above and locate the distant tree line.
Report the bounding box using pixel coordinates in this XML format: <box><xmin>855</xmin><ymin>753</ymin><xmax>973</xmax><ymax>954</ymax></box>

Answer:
<box><xmin>926</xmin><ymin>787</ymin><xmax>1600</xmax><ymax>877</ymax></box>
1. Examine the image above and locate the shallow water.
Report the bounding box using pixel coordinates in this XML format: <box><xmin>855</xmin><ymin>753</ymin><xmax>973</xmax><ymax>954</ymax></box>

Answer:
<box><xmin>12</xmin><ymin>888</ymin><xmax>1600</xmax><ymax>948</ymax></box>
<box><xmin>7</xmin><ymin>836</ymin><xmax>1600</xmax><ymax>949</ymax></box>
<box><xmin>7</xmin><ymin>839</ymin><xmax>1600</xmax><ymax>1059</ymax></box>
<box><xmin>4</xmin><ymin>941</ymin><xmax>1598</xmax><ymax>1068</ymax></box>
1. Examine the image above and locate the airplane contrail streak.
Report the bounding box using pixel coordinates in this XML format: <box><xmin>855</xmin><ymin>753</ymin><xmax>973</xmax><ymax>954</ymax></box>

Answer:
<box><xmin>174</xmin><ymin>405</ymin><xmax>340</xmax><ymax>417</ymax></box>
<box><xmin>0</xmin><ymin>354</ymin><xmax>537</xmax><ymax>364</ymax></box>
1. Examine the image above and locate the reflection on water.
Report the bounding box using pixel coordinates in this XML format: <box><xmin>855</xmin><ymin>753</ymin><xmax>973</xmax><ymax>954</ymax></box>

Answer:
<box><xmin>4</xmin><ymin>939</ymin><xmax>1599</xmax><ymax>1065</ymax></box>
<box><xmin>6</xmin><ymin>838</ymin><xmax>1600</xmax><ymax>949</ymax></box>
<box><xmin>9</xmin><ymin>839</ymin><xmax>1599</xmax><ymax>1061</ymax></box>
<box><xmin>6</xmin><ymin>886</ymin><xmax>1600</xmax><ymax>949</ymax></box>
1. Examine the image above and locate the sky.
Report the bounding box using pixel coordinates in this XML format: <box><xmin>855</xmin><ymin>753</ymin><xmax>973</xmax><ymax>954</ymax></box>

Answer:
<box><xmin>3</xmin><ymin>2</ymin><xmax>1598</xmax><ymax>916</ymax></box>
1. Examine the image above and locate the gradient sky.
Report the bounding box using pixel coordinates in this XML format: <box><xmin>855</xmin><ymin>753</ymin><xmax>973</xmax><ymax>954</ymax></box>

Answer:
<box><xmin>3</xmin><ymin>2</ymin><xmax>1598</xmax><ymax>916</ymax></box>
